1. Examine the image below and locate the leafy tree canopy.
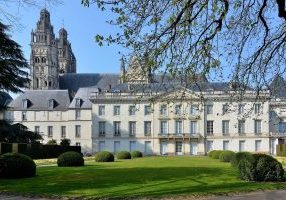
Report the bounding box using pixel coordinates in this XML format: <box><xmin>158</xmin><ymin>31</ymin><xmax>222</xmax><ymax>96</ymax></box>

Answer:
<box><xmin>82</xmin><ymin>0</ymin><xmax>286</xmax><ymax>90</ymax></box>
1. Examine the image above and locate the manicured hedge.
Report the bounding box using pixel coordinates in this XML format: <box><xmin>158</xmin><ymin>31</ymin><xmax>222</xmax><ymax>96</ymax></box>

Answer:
<box><xmin>208</xmin><ymin>150</ymin><xmax>218</xmax><ymax>158</ymax></box>
<box><xmin>211</xmin><ymin>150</ymin><xmax>223</xmax><ymax>159</ymax></box>
<box><xmin>95</xmin><ymin>151</ymin><xmax>114</xmax><ymax>162</ymax></box>
<box><xmin>131</xmin><ymin>151</ymin><xmax>143</xmax><ymax>158</ymax></box>
<box><xmin>238</xmin><ymin>154</ymin><xmax>284</xmax><ymax>182</ymax></box>
<box><xmin>0</xmin><ymin>143</ymin><xmax>12</xmax><ymax>154</ymax></box>
<box><xmin>116</xmin><ymin>151</ymin><xmax>131</xmax><ymax>159</ymax></box>
<box><xmin>277</xmin><ymin>144</ymin><xmax>286</xmax><ymax>157</ymax></box>
<box><xmin>219</xmin><ymin>151</ymin><xmax>235</xmax><ymax>162</ymax></box>
<box><xmin>231</xmin><ymin>152</ymin><xmax>253</xmax><ymax>167</ymax></box>
<box><xmin>57</xmin><ymin>151</ymin><xmax>84</xmax><ymax>167</ymax></box>
<box><xmin>0</xmin><ymin>153</ymin><xmax>36</xmax><ymax>179</ymax></box>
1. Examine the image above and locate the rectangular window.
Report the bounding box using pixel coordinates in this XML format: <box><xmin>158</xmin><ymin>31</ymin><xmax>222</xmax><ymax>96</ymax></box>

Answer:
<box><xmin>222</xmin><ymin>104</ymin><xmax>229</xmax><ymax>114</ymax></box>
<box><xmin>75</xmin><ymin>98</ymin><xmax>81</xmax><ymax>107</ymax></box>
<box><xmin>75</xmin><ymin>125</ymin><xmax>81</xmax><ymax>138</ymax></box>
<box><xmin>75</xmin><ymin>110</ymin><xmax>81</xmax><ymax>120</ymax></box>
<box><xmin>223</xmin><ymin>140</ymin><xmax>229</xmax><ymax>150</ymax></box>
<box><xmin>22</xmin><ymin>99</ymin><xmax>28</xmax><ymax>108</ymax></box>
<box><xmin>144</xmin><ymin>141</ymin><xmax>152</xmax><ymax>154</ymax></box>
<box><xmin>160</xmin><ymin>120</ymin><xmax>168</xmax><ymax>135</ymax></box>
<box><xmin>255</xmin><ymin>140</ymin><xmax>261</xmax><ymax>152</ymax></box>
<box><xmin>129</xmin><ymin>121</ymin><xmax>136</xmax><ymax>136</ymax></box>
<box><xmin>114</xmin><ymin>121</ymin><xmax>121</xmax><ymax>136</ymax></box>
<box><xmin>130</xmin><ymin>141</ymin><xmax>136</xmax><ymax>151</ymax></box>
<box><xmin>99</xmin><ymin>121</ymin><xmax>106</xmax><ymax>136</ymax></box>
<box><xmin>190</xmin><ymin>121</ymin><xmax>197</xmax><ymax>135</ymax></box>
<box><xmin>98</xmin><ymin>105</ymin><xmax>105</xmax><ymax>116</ymax></box>
<box><xmin>279</xmin><ymin>122</ymin><xmax>286</xmax><ymax>133</ymax></box>
<box><xmin>35</xmin><ymin>126</ymin><xmax>40</xmax><ymax>134</ymax></box>
<box><xmin>144</xmin><ymin>121</ymin><xmax>151</xmax><ymax>136</ymax></box>
<box><xmin>129</xmin><ymin>106</ymin><xmax>136</xmax><ymax>116</ymax></box>
<box><xmin>144</xmin><ymin>105</ymin><xmax>152</xmax><ymax>115</ymax></box>
<box><xmin>207</xmin><ymin>121</ymin><xmax>213</xmax><ymax>135</ymax></box>
<box><xmin>254</xmin><ymin>103</ymin><xmax>261</xmax><ymax>114</ymax></box>
<box><xmin>175</xmin><ymin>105</ymin><xmax>182</xmax><ymax>115</ymax></box>
<box><xmin>206</xmin><ymin>141</ymin><xmax>213</xmax><ymax>152</ymax></box>
<box><xmin>114</xmin><ymin>141</ymin><xmax>120</xmax><ymax>152</ymax></box>
<box><xmin>238</xmin><ymin>120</ymin><xmax>245</xmax><ymax>135</ymax></box>
<box><xmin>206</xmin><ymin>105</ymin><xmax>213</xmax><ymax>114</ymax></box>
<box><xmin>239</xmin><ymin>140</ymin><xmax>245</xmax><ymax>152</ymax></box>
<box><xmin>222</xmin><ymin>120</ymin><xmax>230</xmax><ymax>135</ymax></box>
<box><xmin>190</xmin><ymin>105</ymin><xmax>199</xmax><ymax>115</ymax></box>
<box><xmin>99</xmin><ymin>141</ymin><xmax>105</xmax><ymax>151</ymax></box>
<box><xmin>75</xmin><ymin>142</ymin><xmax>81</xmax><ymax>146</ymax></box>
<box><xmin>254</xmin><ymin>120</ymin><xmax>262</xmax><ymax>135</ymax></box>
<box><xmin>61</xmin><ymin>126</ymin><xmax>66</xmax><ymax>138</ymax></box>
<box><xmin>175</xmin><ymin>120</ymin><xmax>182</xmax><ymax>135</ymax></box>
<box><xmin>238</xmin><ymin>104</ymin><xmax>244</xmax><ymax>114</ymax></box>
<box><xmin>113</xmin><ymin>105</ymin><xmax>120</xmax><ymax>116</ymax></box>
<box><xmin>160</xmin><ymin>105</ymin><xmax>167</xmax><ymax>116</ymax></box>
<box><xmin>22</xmin><ymin>111</ymin><xmax>27</xmax><ymax>121</ymax></box>
<box><xmin>48</xmin><ymin>126</ymin><xmax>53</xmax><ymax>138</ymax></box>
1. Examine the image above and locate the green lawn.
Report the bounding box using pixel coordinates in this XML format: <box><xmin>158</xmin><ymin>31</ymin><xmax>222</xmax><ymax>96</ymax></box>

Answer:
<box><xmin>0</xmin><ymin>156</ymin><xmax>286</xmax><ymax>199</ymax></box>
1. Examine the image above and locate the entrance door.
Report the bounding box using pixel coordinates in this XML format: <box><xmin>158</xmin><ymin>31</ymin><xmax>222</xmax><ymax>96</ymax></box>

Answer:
<box><xmin>176</xmin><ymin>141</ymin><xmax>183</xmax><ymax>155</ymax></box>
<box><xmin>160</xmin><ymin>142</ymin><xmax>167</xmax><ymax>155</ymax></box>
<box><xmin>114</xmin><ymin>141</ymin><xmax>120</xmax><ymax>153</ymax></box>
<box><xmin>190</xmin><ymin>142</ymin><xmax>198</xmax><ymax>155</ymax></box>
<box><xmin>99</xmin><ymin>141</ymin><xmax>105</xmax><ymax>152</ymax></box>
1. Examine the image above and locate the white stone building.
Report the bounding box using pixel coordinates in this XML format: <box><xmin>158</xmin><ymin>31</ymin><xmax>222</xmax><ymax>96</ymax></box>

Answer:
<box><xmin>4</xmin><ymin>9</ymin><xmax>286</xmax><ymax>155</ymax></box>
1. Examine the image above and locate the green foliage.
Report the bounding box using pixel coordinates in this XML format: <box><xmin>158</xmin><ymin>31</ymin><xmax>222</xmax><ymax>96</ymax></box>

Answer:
<box><xmin>0</xmin><ymin>153</ymin><xmax>36</xmax><ymax>178</ymax></box>
<box><xmin>219</xmin><ymin>151</ymin><xmax>235</xmax><ymax>162</ymax></box>
<box><xmin>0</xmin><ymin>120</ymin><xmax>42</xmax><ymax>143</ymax></box>
<box><xmin>231</xmin><ymin>152</ymin><xmax>253</xmax><ymax>167</ymax></box>
<box><xmin>0</xmin><ymin>21</ymin><xmax>29</xmax><ymax>93</ymax></box>
<box><xmin>208</xmin><ymin>150</ymin><xmax>217</xmax><ymax>158</ymax></box>
<box><xmin>238</xmin><ymin>154</ymin><xmax>284</xmax><ymax>182</ymax></box>
<box><xmin>47</xmin><ymin>139</ymin><xmax>57</xmax><ymax>145</ymax></box>
<box><xmin>276</xmin><ymin>144</ymin><xmax>286</xmax><ymax>156</ymax></box>
<box><xmin>211</xmin><ymin>150</ymin><xmax>223</xmax><ymax>159</ymax></box>
<box><xmin>60</xmin><ymin>138</ymin><xmax>71</xmax><ymax>146</ymax></box>
<box><xmin>95</xmin><ymin>151</ymin><xmax>114</xmax><ymax>162</ymax></box>
<box><xmin>116</xmin><ymin>151</ymin><xmax>131</xmax><ymax>159</ymax></box>
<box><xmin>131</xmin><ymin>151</ymin><xmax>143</xmax><ymax>158</ymax></box>
<box><xmin>57</xmin><ymin>151</ymin><xmax>84</xmax><ymax>167</ymax></box>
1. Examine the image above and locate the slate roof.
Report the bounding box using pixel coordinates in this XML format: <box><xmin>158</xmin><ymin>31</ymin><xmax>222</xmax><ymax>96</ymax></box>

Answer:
<box><xmin>0</xmin><ymin>91</ymin><xmax>12</xmax><ymax>109</ymax></box>
<box><xmin>9</xmin><ymin>90</ymin><xmax>70</xmax><ymax>111</ymax></box>
<box><xmin>69</xmin><ymin>87</ymin><xmax>100</xmax><ymax>109</ymax></box>
<box><xmin>59</xmin><ymin>73</ymin><xmax>120</xmax><ymax>94</ymax></box>
<box><xmin>269</xmin><ymin>75</ymin><xmax>286</xmax><ymax>98</ymax></box>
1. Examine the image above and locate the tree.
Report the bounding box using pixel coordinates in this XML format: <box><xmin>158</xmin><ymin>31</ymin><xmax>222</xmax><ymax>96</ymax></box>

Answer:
<box><xmin>0</xmin><ymin>21</ymin><xmax>29</xmax><ymax>93</ymax></box>
<box><xmin>60</xmin><ymin>138</ymin><xmax>71</xmax><ymax>146</ymax></box>
<box><xmin>82</xmin><ymin>0</ymin><xmax>286</xmax><ymax>91</ymax></box>
<box><xmin>47</xmin><ymin>139</ymin><xmax>57</xmax><ymax>145</ymax></box>
<box><xmin>0</xmin><ymin>120</ymin><xmax>42</xmax><ymax>143</ymax></box>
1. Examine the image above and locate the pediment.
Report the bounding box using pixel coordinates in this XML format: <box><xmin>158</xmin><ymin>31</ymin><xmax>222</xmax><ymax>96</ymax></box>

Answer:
<box><xmin>153</xmin><ymin>87</ymin><xmax>200</xmax><ymax>101</ymax></box>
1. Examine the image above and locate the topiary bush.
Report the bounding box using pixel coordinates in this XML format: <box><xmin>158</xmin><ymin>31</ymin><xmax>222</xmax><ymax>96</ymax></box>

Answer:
<box><xmin>57</xmin><ymin>151</ymin><xmax>84</xmax><ymax>167</ymax></box>
<box><xmin>211</xmin><ymin>150</ymin><xmax>223</xmax><ymax>159</ymax></box>
<box><xmin>95</xmin><ymin>151</ymin><xmax>114</xmax><ymax>162</ymax></box>
<box><xmin>208</xmin><ymin>150</ymin><xmax>217</xmax><ymax>158</ymax></box>
<box><xmin>116</xmin><ymin>151</ymin><xmax>131</xmax><ymax>159</ymax></box>
<box><xmin>131</xmin><ymin>151</ymin><xmax>143</xmax><ymax>158</ymax></box>
<box><xmin>0</xmin><ymin>153</ymin><xmax>36</xmax><ymax>179</ymax></box>
<box><xmin>219</xmin><ymin>150</ymin><xmax>235</xmax><ymax>162</ymax></box>
<box><xmin>231</xmin><ymin>152</ymin><xmax>253</xmax><ymax>168</ymax></box>
<box><xmin>238</xmin><ymin>154</ymin><xmax>284</xmax><ymax>182</ymax></box>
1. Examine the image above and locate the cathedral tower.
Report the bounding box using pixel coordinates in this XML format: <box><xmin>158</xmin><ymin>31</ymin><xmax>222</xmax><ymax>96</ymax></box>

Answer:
<box><xmin>30</xmin><ymin>9</ymin><xmax>59</xmax><ymax>90</ymax></box>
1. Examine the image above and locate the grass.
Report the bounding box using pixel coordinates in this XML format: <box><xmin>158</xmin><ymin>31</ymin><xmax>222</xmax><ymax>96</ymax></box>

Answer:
<box><xmin>34</xmin><ymin>156</ymin><xmax>94</xmax><ymax>166</ymax></box>
<box><xmin>0</xmin><ymin>156</ymin><xmax>286</xmax><ymax>199</ymax></box>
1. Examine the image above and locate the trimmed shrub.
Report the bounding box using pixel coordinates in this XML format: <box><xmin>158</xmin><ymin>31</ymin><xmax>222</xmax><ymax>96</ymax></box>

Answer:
<box><xmin>57</xmin><ymin>151</ymin><xmax>84</xmax><ymax>167</ymax></box>
<box><xmin>208</xmin><ymin>150</ymin><xmax>217</xmax><ymax>158</ymax></box>
<box><xmin>211</xmin><ymin>150</ymin><xmax>223</xmax><ymax>159</ymax></box>
<box><xmin>60</xmin><ymin>138</ymin><xmax>71</xmax><ymax>146</ymax></box>
<box><xmin>219</xmin><ymin>151</ymin><xmax>235</xmax><ymax>162</ymax></box>
<box><xmin>238</xmin><ymin>154</ymin><xmax>284</xmax><ymax>182</ymax></box>
<box><xmin>0</xmin><ymin>153</ymin><xmax>36</xmax><ymax>178</ymax></box>
<box><xmin>116</xmin><ymin>151</ymin><xmax>131</xmax><ymax>159</ymax></box>
<box><xmin>95</xmin><ymin>151</ymin><xmax>114</xmax><ymax>162</ymax></box>
<box><xmin>231</xmin><ymin>152</ymin><xmax>253</xmax><ymax>167</ymax></box>
<box><xmin>1</xmin><ymin>143</ymin><xmax>12</xmax><ymax>154</ymax></box>
<box><xmin>131</xmin><ymin>151</ymin><xmax>143</xmax><ymax>158</ymax></box>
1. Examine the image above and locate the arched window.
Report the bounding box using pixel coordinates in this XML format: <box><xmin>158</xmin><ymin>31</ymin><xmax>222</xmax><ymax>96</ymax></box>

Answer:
<box><xmin>36</xmin><ymin>78</ymin><xmax>39</xmax><ymax>88</ymax></box>
<box><xmin>41</xmin><ymin>57</ymin><xmax>46</xmax><ymax>63</ymax></box>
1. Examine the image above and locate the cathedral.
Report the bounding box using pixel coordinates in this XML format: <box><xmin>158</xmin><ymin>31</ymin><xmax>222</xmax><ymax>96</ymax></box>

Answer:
<box><xmin>4</xmin><ymin>9</ymin><xmax>286</xmax><ymax>155</ymax></box>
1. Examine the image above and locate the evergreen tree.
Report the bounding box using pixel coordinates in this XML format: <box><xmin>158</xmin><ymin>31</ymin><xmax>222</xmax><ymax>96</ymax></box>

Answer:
<box><xmin>0</xmin><ymin>21</ymin><xmax>29</xmax><ymax>93</ymax></box>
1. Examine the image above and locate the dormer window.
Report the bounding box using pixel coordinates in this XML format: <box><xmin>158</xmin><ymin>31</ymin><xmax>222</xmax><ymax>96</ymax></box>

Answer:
<box><xmin>22</xmin><ymin>99</ymin><xmax>29</xmax><ymax>109</ymax></box>
<box><xmin>48</xmin><ymin>99</ymin><xmax>55</xmax><ymax>109</ymax></box>
<box><xmin>75</xmin><ymin>98</ymin><xmax>81</xmax><ymax>107</ymax></box>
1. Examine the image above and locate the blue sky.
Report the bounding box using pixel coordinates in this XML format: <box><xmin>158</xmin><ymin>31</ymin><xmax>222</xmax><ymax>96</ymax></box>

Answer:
<box><xmin>3</xmin><ymin>0</ymin><xmax>124</xmax><ymax>74</ymax></box>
